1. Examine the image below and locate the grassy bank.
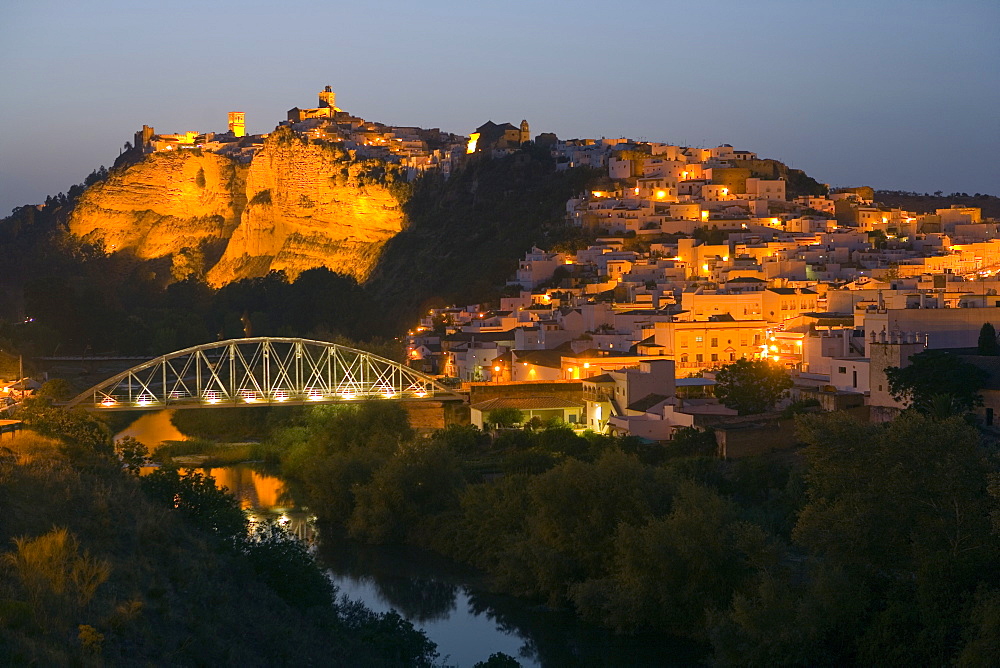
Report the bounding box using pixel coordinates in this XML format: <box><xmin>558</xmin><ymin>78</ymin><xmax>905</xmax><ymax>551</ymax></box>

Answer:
<box><xmin>152</xmin><ymin>438</ymin><xmax>258</xmax><ymax>468</ymax></box>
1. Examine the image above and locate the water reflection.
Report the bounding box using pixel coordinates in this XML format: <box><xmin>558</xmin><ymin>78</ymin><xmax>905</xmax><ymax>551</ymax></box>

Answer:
<box><xmin>115</xmin><ymin>409</ymin><xmax>187</xmax><ymax>447</ymax></box>
<box><xmin>319</xmin><ymin>534</ymin><xmax>462</xmax><ymax>624</ymax></box>
<box><xmin>207</xmin><ymin>465</ymin><xmax>289</xmax><ymax>509</ymax></box>
<box><xmin>372</xmin><ymin>577</ymin><xmax>458</xmax><ymax>624</ymax></box>
<box><xmin>118</xmin><ymin>411</ymin><xmax>705</xmax><ymax>667</ymax></box>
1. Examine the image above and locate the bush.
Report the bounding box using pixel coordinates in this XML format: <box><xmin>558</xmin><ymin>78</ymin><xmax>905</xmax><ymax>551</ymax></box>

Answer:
<box><xmin>487</xmin><ymin>406</ymin><xmax>523</xmax><ymax>429</ymax></box>
<box><xmin>140</xmin><ymin>468</ymin><xmax>247</xmax><ymax>540</ymax></box>
<box><xmin>240</xmin><ymin>520</ymin><xmax>333</xmax><ymax>609</ymax></box>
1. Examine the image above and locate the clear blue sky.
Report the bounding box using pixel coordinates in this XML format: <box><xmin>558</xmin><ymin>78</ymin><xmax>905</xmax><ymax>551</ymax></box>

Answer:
<box><xmin>1</xmin><ymin>0</ymin><xmax>997</xmax><ymax>215</ymax></box>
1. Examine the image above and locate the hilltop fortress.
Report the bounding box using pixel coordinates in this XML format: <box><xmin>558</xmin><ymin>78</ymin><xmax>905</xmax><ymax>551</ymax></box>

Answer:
<box><xmin>129</xmin><ymin>86</ymin><xmax>472</xmax><ymax>178</ymax></box>
<box><xmin>68</xmin><ymin>85</ymin><xmax>908</xmax><ymax>295</ymax></box>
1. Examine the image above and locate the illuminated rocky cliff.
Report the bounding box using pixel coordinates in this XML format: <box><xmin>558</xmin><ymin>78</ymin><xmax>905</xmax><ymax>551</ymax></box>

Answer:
<box><xmin>68</xmin><ymin>127</ymin><xmax>406</xmax><ymax>284</ymax></box>
<box><xmin>68</xmin><ymin>150</ymin><xmax>246</xmax><ymax>277</ymax></box>
<box><xmin>206</xmin><ymin>127</ymin><xmax>405</xmax><ymax>286</ymax></box>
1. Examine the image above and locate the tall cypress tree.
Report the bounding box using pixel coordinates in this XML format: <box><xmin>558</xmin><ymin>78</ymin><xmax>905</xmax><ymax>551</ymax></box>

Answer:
<box><xmin>977</xmin><ymin>322</ymin><xmax>999</xmax><ymax>355</ymax></box>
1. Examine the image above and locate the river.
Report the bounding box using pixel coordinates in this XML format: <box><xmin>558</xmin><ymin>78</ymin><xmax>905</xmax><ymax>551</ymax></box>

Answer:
<box><xmin>119</xmin><ymin>410</ymin><xmax>704</xmax><ymax>667</ymax></box>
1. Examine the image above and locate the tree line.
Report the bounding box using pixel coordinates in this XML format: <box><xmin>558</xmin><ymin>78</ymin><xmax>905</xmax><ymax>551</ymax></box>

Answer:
<box><xmin>258</xmin><ymin>399</ymin><xmax>1000</xmax><ymax>665</ymax></box>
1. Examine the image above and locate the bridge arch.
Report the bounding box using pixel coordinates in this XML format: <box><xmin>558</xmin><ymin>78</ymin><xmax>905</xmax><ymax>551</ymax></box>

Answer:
<box><xmin>64</xmin><ymin>338</ymin><xmax>458</xmax><ymax>411</ymax></box>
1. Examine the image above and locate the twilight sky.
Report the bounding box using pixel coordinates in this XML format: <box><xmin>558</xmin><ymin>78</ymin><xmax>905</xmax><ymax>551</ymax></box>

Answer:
<box><xmin>1</xmin><ymin>0</ymin><xmax>997</xmax><ymax>216</ymax></box>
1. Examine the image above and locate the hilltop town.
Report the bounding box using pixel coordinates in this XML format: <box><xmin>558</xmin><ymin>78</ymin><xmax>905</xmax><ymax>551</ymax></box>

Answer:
<box><xmin>128</xmin><ymin>85</ymin><xmax>469</xmax><ymax>177</ymax></box>
<box><xmin>8</xmin><ymin>84</ymin><xmax>1000</xmax><ymax>452</ymax></box>
<box><xmin>3</xmin><ymin>84</ymin><xmax>999</xmax><ymax>667</ymax></box>
<box><xmin>399</xmin><ymin>121</ymin><xmax>998</xmax><ymax>450</ymax></box>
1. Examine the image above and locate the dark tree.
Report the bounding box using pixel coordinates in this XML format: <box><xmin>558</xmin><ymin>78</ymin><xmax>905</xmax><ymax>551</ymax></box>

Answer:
<box><xmin>714</xmin><ymin>359</ymin><xmax>793</xmax><ymax>415</ymax></box>
<box><xmin>487</xmin><ymin>406</ymin><xmax>524</xmax><ymax>428</ymax></box>
<box><xmin>886</xmin><ymin>350</ymin><xmax>988</xmax><ymax>415</ymax></box>
<box><xmin>474</xmin><ymin>653</ymin><xmax>522</xmax><ymax>667</ymax></box>
<box><xmin>978</xmin><ymin>322</ymin><xmax>999</xmax><ymax>355</ymax></box>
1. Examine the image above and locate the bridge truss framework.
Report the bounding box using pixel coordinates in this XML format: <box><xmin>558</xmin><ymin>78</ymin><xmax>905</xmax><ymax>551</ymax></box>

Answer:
<box><xmin>64</xmin><ymin>338</ymin><xmax>456</xmax><ymax>411</ymax></box>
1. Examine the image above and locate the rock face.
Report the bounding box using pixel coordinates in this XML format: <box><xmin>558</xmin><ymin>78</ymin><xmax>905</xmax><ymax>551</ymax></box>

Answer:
<box><xmin>207</xmin><ymin>128</ymin><xmax>405</xmax><ymax>286</ymax></box>
<box><xmin>68</xmin><ymin>127</ymin><xmax>406</xmax><ymax>285</ymax></box>
<box><xmin>69</xmin><ymin>151</ymin><xmax>245</xmax><ymax>273</ymax></box>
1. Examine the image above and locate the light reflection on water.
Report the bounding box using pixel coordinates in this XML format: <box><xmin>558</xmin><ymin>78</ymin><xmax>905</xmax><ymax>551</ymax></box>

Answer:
<box><xmin>118</xmin><ymin>410</ymin><xmax>702</xmax><ymax>668</ymax></box>
<box><xmin>118</xmin><ymin>410</ymin><xmax>544</xmax><ymax>667</ymax></box>
<box><xmin>334</xmin><ymin>575</ymin><xmax>537</xmax><ymax>667</ymax></box>
<box><xmin>115</xmin><ymin>409</ymin><xmax>187</xmax><ymax>446</ymax></box>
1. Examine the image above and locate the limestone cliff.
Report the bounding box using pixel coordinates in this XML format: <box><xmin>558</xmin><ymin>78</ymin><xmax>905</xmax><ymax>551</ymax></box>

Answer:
<box><xmin>206</xmin><ymin>127</ymin><xmax>405</xmax><ymax>286</ymax></box>
<box><xmin>68</xmin><ymin>150</ymin><xmax>246</xmax><ymax>277</ymax></box>
<box><xmin>68</xmin><ymin>126</ymin><xmax>406</xmax><ymax>285</ymax></box>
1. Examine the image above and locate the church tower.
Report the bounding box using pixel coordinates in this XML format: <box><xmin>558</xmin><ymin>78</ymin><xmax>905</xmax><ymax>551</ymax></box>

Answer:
<box><xmin>519</xmin><ymin>119</ymin><xmax>530</xmax><ymax>145</ymax></box>
<box><xmin>318</xmin><ymin>85</ymin><xmax>336</xmax><ymax>109</ymax></box>
<box><xmin>228</xmin><ymin>111</ymin><xmax>246</xmax><ymax>138</ymax></box>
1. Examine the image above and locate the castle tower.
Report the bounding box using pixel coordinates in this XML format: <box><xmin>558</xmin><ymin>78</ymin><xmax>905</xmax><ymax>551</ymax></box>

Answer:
<box><xmin>134</xmin><ymin>124</ymin><xmax>155</xmax><ymax>148</ymax></box>
<box><xmin>519</xmin><ymin>119</ymin><xmax>530</xmax><ymax>145</ymax></box>
<box><xmin>228</xmin><ymin>111</ymin><xmax>246</xmax><ymax>138</ymax></box>
<box><xmin>868</xmin><ymin>332</ymin><xmax>927</xmax><ymax>418</ymax></box>
<box><xmin>318</xmin><ymin>85</ymin><xmax>336</xmax><ymax>109</ymax></box>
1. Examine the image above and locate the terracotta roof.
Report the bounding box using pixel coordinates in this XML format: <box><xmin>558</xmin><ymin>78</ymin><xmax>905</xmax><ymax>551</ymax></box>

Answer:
<box><xmin>512</xmin><ymin>350</ymin><xmax>564</xmax><ymax>369</ymax></box>
<box><xmin>568</xmin><ymin>348</ymin><xmax>643</xmax><ymax>359</ymax></box>
<box><xmin>470</xmin><ymin>396</ymin><xmax>585</xmax><ymax>411</ymax></box>
<box><xmin>443</xmin><ymin>331</ymin><xmax>516</xmax><ymax>343</ymax></box>
<box><xmin>627</xmin><ymin>393</ymin><xmax>672</xmax><ymax>413</ymax></box>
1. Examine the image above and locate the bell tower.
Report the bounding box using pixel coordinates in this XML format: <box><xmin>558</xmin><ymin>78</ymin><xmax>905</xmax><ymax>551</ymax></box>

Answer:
<box><xmin>228</xmin><ymin>111</ymin><xmax>246</xmax><ymax>138</ymax></box>
<box><xmin>318</xmin><ymin>85</ymin><xmax>336</xmax><ymax>109</ymax></box>
<box><xmin>519</xmin><ymin>119</ymin><xmax>530</xmax><ymax>145</ymax></box>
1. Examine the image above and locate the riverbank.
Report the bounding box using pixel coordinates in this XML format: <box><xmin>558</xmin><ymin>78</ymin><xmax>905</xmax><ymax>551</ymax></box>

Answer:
<box><xmin>152</xmin><ymin>439</ymin><xmax>260</xmax><ymax>468</ymax></box>
<box><xmin>0</xmin><ymin>426</ymin><xmax>438</xmax><ymax>665</ymax></box>
<box><xmin>115</xmin><ymin>408</ymin><xmax>704</xmax><ymax>666</ymax></box>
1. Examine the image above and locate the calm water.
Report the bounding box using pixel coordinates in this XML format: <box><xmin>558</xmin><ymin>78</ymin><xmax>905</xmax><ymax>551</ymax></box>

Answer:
<box><xmin>119</xmin><ymin>410</ymin><xmax>704</xmax><ymax>667</ymax></box>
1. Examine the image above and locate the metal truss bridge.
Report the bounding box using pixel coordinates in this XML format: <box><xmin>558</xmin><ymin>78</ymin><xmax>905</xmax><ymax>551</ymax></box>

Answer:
<box><xmin>63</xmin><ymin>338</ymin><xmax>458</xmax><ymax>411</ymax></box>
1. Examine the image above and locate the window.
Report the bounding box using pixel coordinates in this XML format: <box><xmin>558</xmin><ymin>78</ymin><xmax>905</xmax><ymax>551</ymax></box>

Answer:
<box><xmin>711</xmin><ymin>353</ymin><xmax>718</xmax><ymax>362</ymax></box>
<box><xmin>680</xmin><ymin>354</ymin><xmax>688</xmax><ymax>363</ymax></box>
<box><xmin>680</xmin><ymin>336</ymin><xmax>688</xmax><ymax>348</ymax></box>
<box><xmin>696</xmin><ymin>354</ymin><xmax>703</xmax><ymax>362</ymax></box>
<box><xmin>838</xmin><ymin>366</ymin><xmax>847</xmax><ymax>374</ymax></box>
<box><xmin>695</xmin><ymin>336</ymin><xmax>704</xmax><ymax>343</ymax></box>
<box><xmin>711</xmin><ymin>338</ymin><xmax>718</xmax><ymax>347</ymax></box>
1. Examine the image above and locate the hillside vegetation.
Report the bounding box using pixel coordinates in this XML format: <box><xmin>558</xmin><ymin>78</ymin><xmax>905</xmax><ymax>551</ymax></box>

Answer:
<box><xmin>0</xmin><ymin>148</ymin><xmax>602</xmax><ymax>358</ymax></box>
<box><xmin>260</xmin><ymin>402</ymin><xmax>1000</xmax><ymax>665</ymax></box>
<box><xmin>0</xmin><ymin>403</ymin><xmax>438</xmax><ymax>665</ymax></box>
